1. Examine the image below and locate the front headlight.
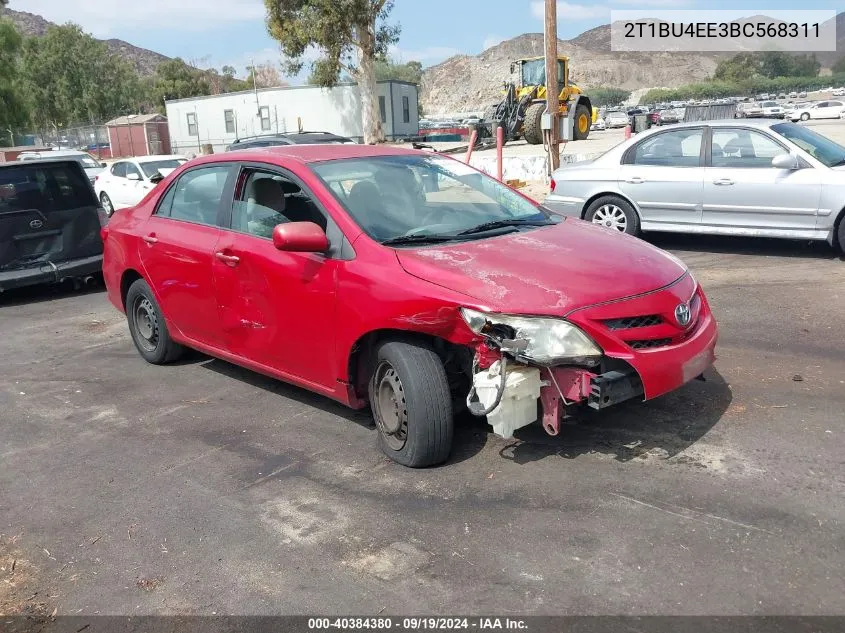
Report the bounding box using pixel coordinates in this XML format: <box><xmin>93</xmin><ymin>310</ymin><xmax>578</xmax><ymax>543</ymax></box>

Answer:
<box><xmin>460</xmin><ymin>308</ymin><xmax>602</xmax><ymax>367</ymax></box>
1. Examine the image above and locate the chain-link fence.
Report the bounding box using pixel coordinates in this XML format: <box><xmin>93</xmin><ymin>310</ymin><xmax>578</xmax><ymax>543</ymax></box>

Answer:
<box><xmin>11</xmin><ymin>122</ymin><xmax>111</xmax><ymax>158</ymax></box>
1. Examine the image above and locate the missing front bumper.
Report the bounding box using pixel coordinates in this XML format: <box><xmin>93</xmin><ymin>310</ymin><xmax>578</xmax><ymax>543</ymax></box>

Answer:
<box><xmin>587</xmin><ymin>370</ymin><xmax>643</xmax><ymax>410</ymax></box>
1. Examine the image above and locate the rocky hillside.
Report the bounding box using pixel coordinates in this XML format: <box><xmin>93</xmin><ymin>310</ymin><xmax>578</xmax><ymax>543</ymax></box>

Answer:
<box><xmin>0</xmin><ymin>8</ymin><xmax>170</xmax><ymax>75</ymax></box>
<box><xmin>421</xmin><ymin>32</ymin><xmax>720</xmax><ymax>114</ymax></box>
<box><xmin>422</xmin><ymin>12</ymin><xmax>845</xmax><ymax>115</ymax></box>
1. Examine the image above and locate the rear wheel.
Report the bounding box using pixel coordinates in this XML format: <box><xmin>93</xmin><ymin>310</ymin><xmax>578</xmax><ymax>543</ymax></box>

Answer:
<box><xmin>100</xmin><ymin>192</ymin><xmax>114</xmax><ymax>216</ymax></box>
<box><xmin>800</xmin><ymin>112</ymin><xmax>810</xmax><ymax>121</ymax></box>
<box><xmin>125</xmin><ymin>279</ymin><xmax>183</xmax><ymax>364</ymax></box>
<box><xmin>837</xmin><ymin>215</ymin><xmax>845</xmax><ymax>255</ymax></box>
<box><xmin>584</xmin><ymin>195</ymin><xmax>640</xmax><ymax>236</ymax></box>
<box><xmin>522</xmin><ymin>102</ymin><xmax>546</xmax><ymax>145</ymax></box>
<box><xmin>573</xmin><ymin>104</ymin><xmax>591</xmax><ymax>141</ymax></box>
<box><xmin>369</xmin><ymin>340</ymin><xmax>453</xmax><ymax>468</ymax></box>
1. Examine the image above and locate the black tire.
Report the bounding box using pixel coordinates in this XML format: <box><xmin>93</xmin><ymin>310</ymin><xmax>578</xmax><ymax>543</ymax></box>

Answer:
<box><xmin>584</xmin><ymin>195</ymin><xmax>640</xmax><ymax>236</ymax></box>
<box><xmin>480</xmin><ymin>104</ymin><xmax>500</xmax><ymax>139</ymax></box>
<box><xmin>100</xmin><ymin>192</ymin><xmax>114</xmax><ymax>216</ymax></box>
<box><xmin>125</xmin><ymin>278</ymin><xmax>183</xmax><ymax>364</ymax></box>
<box><xmin>522</xmin><ymin>102</ymin><xmax>546</xmax><ymax>145</ymax></box>
<box><xmin>837</xmin><ymin>216</ymin><xmax>845</xmax><ymax>256</ymax></box>
<box><xmin>573</xmin><ymin>103</ymin><xmax>592</xmax><ymax>141</ymax></box>
<box><xmin>800</xmin><ymin>112</ymin><xmax>810</xmax><ymax>121</ymax></box>
<box><xmin>369</xmin><ymin>340</ymin><xmax>453</xmax><ymax>468</ymax></box>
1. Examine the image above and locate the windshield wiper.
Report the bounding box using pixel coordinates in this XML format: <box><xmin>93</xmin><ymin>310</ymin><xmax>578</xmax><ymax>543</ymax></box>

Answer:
<box><xmin>380</xmin><ymin>233</ymin><xmax>464</xmax><ymax>246</ymax></box>
<box><xmin>456</xmin><ymin>217</ymin><xmax>556</xmax><ymax>236</ymax></box>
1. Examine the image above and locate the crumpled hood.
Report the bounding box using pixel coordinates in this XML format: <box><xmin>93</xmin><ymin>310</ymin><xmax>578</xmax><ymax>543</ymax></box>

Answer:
<box><xmin>396</xmin><ymin>219</ymin><xmax>687</xmax><ymax>315</ymax></box>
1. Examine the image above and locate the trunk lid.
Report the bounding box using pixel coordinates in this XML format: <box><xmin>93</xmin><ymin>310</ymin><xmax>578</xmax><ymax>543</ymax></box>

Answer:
<box><xmin>0</xmin><ymin>160</ymin><xmax>103</xmax><ymax>272</ymax></box>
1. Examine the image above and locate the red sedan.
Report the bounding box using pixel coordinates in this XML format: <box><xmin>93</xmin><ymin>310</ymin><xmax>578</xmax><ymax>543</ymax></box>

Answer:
<box><xmin>101</xmin><ymin>145</ymin><xmax>717</xmax><ymax>467</ymax></box>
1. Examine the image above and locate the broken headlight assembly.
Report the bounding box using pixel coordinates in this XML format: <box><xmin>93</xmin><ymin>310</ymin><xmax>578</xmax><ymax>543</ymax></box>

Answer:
<box><xmin>460</xmin><ymin>308</ymin><xmax>602</xmax><ymax>367</ymax></box>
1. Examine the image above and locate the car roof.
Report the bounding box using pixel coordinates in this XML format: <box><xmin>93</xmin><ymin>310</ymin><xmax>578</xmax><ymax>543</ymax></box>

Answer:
<box><xmin>192</xmin><ymin>143</ymin><xmax>421</xmax><ymax>166</ymax></box>
<box><xmin>19</xmin><ymin>149</ymin><xmax>90</xmax><ymax>156</ymax></box>
<box><xmin>1</xmin><ymin>157</ymin><xmax>90</xmax><ymax>168</ymax></box>
<box><xmin>129</xmin><ymin>154</ymin><xmax>186</xmax><ymax>163</ymax></box>
<box><xmin>645</xmin><ymin>118</ymin><xmax>785</xmax><ymax>132</ymax></box>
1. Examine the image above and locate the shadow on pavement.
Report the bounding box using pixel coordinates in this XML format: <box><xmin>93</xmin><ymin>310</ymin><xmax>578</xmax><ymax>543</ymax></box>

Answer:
<box><xmin>501</xmin><ymin>367</ymin><xmax>731</xmax><ymax>466</ymax></box>
<box><xmin>0</xmin><ymin>275</ymin><xmax>105</xmax><ymax>308</ymax></box>
<box><xmin>647</xmin><ymin>232</ymin><xmax>842</xmax><ymax>260</ymax></box>
<box><xmin>198</xmin><ymin>357</ymin><xmax>490</xmax><ymax>466</ymax></box>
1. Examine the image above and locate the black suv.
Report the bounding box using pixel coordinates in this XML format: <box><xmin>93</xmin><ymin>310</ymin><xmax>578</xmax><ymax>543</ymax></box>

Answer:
<box><xmin>226</xmin><ymin>131</ymin><xmax>356</xmax><ymax>151</ymax></box>
<box><xmin>0</xmin><ymin>158</ymin><xmax>106</xmax><ymax>292</ymax></box>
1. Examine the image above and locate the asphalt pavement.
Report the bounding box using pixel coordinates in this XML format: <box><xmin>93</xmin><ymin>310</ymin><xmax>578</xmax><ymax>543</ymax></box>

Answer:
<box><xmin>1</xmin><ymin>235</ymin><xmax>844</xmax><ymax>617</ymax></box>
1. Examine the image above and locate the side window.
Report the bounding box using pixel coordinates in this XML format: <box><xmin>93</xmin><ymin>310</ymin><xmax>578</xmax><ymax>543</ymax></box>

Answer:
<box><xmin>711</xmin><ymin>129</ymin><xmax>785</xmax><ymax>168</ymax></box>
<box><xmin>111</xmin><ymin>162</ymin><xmax>126</xmax><ymax>178</ymax></box>
<box><xmin>186</xmin><ymin>112</ymin><xmax>198</xmax><ymax>136</ymax></box>
<box><xmin>628</xmin><ymin>129</ymin><xmax>703</xmax><ymax>167</ymax></box>
<box><xmin>125</xmin><ymin>163</ymin><xmax>142</xmax><ymax>180</ymax></box>
<box><xmin>224</xmin><ymin>109</ymin><xmax>235</xmax><ymax>134</ymax></box>
<box><xmin>157</xmin><ymin>165</ymin><xmax>231</xmax><ymax>226</ymax></box>
<box><xmin>379</xmin><ymin>96</ymin><xmax>387</xmax><ymax>123</ymax></box>
<box><xmin>232</xmin><ymin>169</ymin><xmax>327</xmax><ymax>239</ymax></box>
<box><xmin>259</xmin><ymin>106</ymin><xmax>271</xmax><ymax>131</ymax></box>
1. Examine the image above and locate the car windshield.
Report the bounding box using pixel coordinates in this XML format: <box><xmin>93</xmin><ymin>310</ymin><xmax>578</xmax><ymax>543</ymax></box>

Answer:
<box><xmin>312</xmin><ymin>154</ymin><xmax>555</xmax><ymax>244</ymax></box>
<box><xmin>761</xmin><ymin>101</ymin><xmax>778</xmax><ymax>108</ymax></box>
<box><xmin>771</xmin><ymin>122</ymin><xmax>845</xmax><ymax>167</ymax></box>
<box><xmin>138</xmin><ymin>159</ymin><xmax>185</xmax><ymax>178</ymax></box>
<box><xmin>78</xmin><ymin>155</ymin><xmax>101</xmax><ymax>169</ymax></box>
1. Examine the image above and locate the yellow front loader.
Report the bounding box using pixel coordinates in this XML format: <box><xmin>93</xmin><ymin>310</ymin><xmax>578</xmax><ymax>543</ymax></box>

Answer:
<box><xmin>482</xmin><ymin>55</ymin><xmax>593</xmax><ymax>144</ymax></box>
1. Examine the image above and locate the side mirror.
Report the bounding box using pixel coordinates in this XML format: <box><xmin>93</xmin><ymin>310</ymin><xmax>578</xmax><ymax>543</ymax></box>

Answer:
<box><xmin>100</xmin><ymin>162</ymin><xmax>107</xmax><ymax>168</ymax></box>
<box><xmin>272</xmin><ymin>221</ymin><xmax>329</xmax><ymax>253</ymax></box>
<box><xmin>126</xmin><ymin>172</ymin><xmax>140</xmax><ymax>181</ymax></box>
<box><xmin>772</xmin><ymin>153</ymin><xmax>800</xmax><ymax>170</ymax></box>
<box><xmin>149</xmin><ymin>172</ymin><xmax>165</xmax><ymax>184</ymax></box>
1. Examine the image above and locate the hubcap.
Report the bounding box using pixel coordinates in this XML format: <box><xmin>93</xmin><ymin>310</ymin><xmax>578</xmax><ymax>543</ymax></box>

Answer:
<box><xmin>578</xmin><ymin>114</ymin><xmax>589</xmax><ymax>133</ymax></box>
<box><xmin>592</xmin><ymin>204</ymin><xmax>627</xmax><ymax>232</ymax></box>
<box><xmin>373</xmin><ymin>361</ymin><xmax>408</xmax><ymax>451</ymax></box>
<box><xmin>133</xmin><ymin>296</ymin><xmax>159</xmax><ymax>352</ymax></box>
<box><xmin>101</xmin><ymin>194</ymin><xmax>113</xmax><ymax>214</ymax></box>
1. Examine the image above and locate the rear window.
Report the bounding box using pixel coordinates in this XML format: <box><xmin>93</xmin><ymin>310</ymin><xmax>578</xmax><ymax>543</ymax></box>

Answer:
<box><xmin>0</xmin><ymin>162</ymin><xmax>95</xmax><ymax>214</ymax></box>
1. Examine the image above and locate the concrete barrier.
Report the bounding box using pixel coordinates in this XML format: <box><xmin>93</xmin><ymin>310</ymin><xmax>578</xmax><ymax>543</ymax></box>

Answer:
<box><xmin>469</xmin><ymin>151</ymin><xmax>603</xmax><ymax>182</ymax></box>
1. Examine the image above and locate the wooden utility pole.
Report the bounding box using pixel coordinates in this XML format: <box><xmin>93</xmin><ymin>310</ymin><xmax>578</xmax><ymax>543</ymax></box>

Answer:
<box><xmin>544</xmin><ymin>0</ymin><xmax>560</xmax><ymax>171</ymax></box>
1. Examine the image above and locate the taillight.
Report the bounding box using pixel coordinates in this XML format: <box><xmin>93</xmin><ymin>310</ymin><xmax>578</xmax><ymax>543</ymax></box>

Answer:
<box><xmin>550</xmin><ymin>178</ymin><xmax>556</xmax><ymax>192</ymax></box>
<box><xmin>97</xmin><ymin>207</ymin><xmax>109</xmax><ymax>227</ymax></box>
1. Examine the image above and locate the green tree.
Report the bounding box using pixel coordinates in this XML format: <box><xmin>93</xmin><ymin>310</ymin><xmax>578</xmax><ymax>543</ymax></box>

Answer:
<box><xmin>789</xmin><ymin>54</ymin><xmax>820</xmax><ymax>78</ymax></box>
<box><xmin>714</xmin><ymin>53</ymin><xmax>760</xmax><ymax>82</ymax></box>
<box><xmin>833</xmin><ymin>57</ymin><xmax>845</xmax><ymax>74</ymax></box>
<box><xmin>0</xmin><ymin>19</ymin><xmax>29</xmax><ymax>145</ymax></box>
<box><xmin>246</xmin><ymin>62</ymin><xmax>286</xmax><ymax>88</ymax></box>
<box><xmin>19</xmin><ymin>24</ymin><xmax>139</xmax><ymax>128</ymax></box>
<box><xmin>374</xmin><ymin>59</ymin><xmax>422</xmax><ymax>84</ymax></box>
<box><xmin>588</xmin><ymin>87</ymin><xmax>630</xmax><ymax>107</ymax></box>
<box><xmin>148</xmin><ymin>58</ymin><xmax>211</xmax><ymax>110</ymax></box>
<box><xmin>265</xmin><ymin>0</ymin><xmax>400</xmax><ymax>143</ymax></box>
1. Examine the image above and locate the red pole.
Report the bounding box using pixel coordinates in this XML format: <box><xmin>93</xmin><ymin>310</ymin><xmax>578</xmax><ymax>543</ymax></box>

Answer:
<box><xmin>496</xmin><ymin>125</ymin><xmax>504</xmax><ymax>181</ymax></box>
<box><xmin>464</xmin><ymin>128</ymin><xmax>478</xmax><ymax>164</ymax></box>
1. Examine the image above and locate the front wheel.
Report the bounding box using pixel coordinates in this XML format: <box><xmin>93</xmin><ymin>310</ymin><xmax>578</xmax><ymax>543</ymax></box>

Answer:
<box><xmin>584</xmin><ymin>195</ymin><xmax>640</xmax><ymax>236</ymax></box>
<box><xmin>369</xmin><ymin>340</ymin><xmax>453</xmax><ymax>467</ymax></box>
<box><xmin>573</xmin><ymin>104</ymin><xmax>591</xmax><ymax>141</ymax></box>
<box><xmin>800</xmin><ymin>112</ymin><xmax>810</xmax><ymax>121</ymax></box>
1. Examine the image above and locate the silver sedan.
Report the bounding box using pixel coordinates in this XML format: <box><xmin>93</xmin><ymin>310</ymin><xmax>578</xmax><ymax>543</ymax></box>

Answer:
<box><xmin>544</xmin><ymin>119</ymin><xmax>845</xmax><ymax>253</ymax></box>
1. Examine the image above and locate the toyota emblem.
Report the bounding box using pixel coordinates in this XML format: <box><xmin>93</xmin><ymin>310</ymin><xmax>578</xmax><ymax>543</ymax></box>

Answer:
<box><xmin>29</xmin><ymin>219</ymin><xmax>43</xmax><ymax>229</ymax></box>
<box><xmin>675</xmin><ymin>303</ymin><xmax>691</xmax><ymax>327</ymax></box>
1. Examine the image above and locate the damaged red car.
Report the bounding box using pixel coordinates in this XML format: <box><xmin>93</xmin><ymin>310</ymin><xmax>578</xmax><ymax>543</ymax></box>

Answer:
<box><xmin>101</xmin><ymin>145</ymin><xmax>717</xmax><ymax>467</ymax></box>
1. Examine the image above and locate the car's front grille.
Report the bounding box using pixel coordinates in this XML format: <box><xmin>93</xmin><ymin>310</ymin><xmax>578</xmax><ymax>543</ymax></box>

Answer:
<box><xmin>627</xmin><ymin>338</ymin><xmax>672</xmax><ymax>350</ymax></box>
<box><xmin>603</xmin><ymin>315</ymin><xmax>663</xmax><ymax>330</ymax></box>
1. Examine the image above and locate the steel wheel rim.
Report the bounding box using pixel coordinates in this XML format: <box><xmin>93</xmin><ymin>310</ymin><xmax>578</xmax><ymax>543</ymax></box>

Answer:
<box><xmin>578</xmin><ymin>114</ymin><xmax>589</xmax><ymax>133</ymax></box>
<box><xmin>101</xmin><ymin>194</ymin><xmax>112</xmax><ymax>214</ymax></box>
<box><xmin>133</xmin><ymin>296</ymin><xmax>159</xmax><ymax>352</ymax></box>
<box><xmin>373</xmin><ymin>361</ymin><xmax>408</xmax><ymax>451</ymax></box>
<box><xmin>592</xmin><ymin>204</ymin><xmax>627</xmax><ymax>232</ymax></box>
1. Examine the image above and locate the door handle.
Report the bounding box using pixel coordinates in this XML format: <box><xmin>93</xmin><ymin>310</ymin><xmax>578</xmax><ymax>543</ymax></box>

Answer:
<box><xmin>215</xmin><ymin>251</ymin><xmax>240</xmax><ymax>266</ymax></box>
<box><xmin>142</xmin><ymin>234</ymin><xmax>158</xmax><ymax>244</ymax></box>
<box><xmin>626</xmin><ymin>176</ymin><xmax>645</xmax><ymax>184</ymax></box>
<box><xmin>713</xmin><ymin>178</ymin><xmax>734</xmax><ymax>186</ymax></box>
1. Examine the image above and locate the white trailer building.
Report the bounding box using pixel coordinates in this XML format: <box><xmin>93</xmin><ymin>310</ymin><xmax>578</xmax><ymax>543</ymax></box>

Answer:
<box><xmin>165</xmin><ymin>80</ymin><xmax>419</xmax><ymax>155</ymax></box>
